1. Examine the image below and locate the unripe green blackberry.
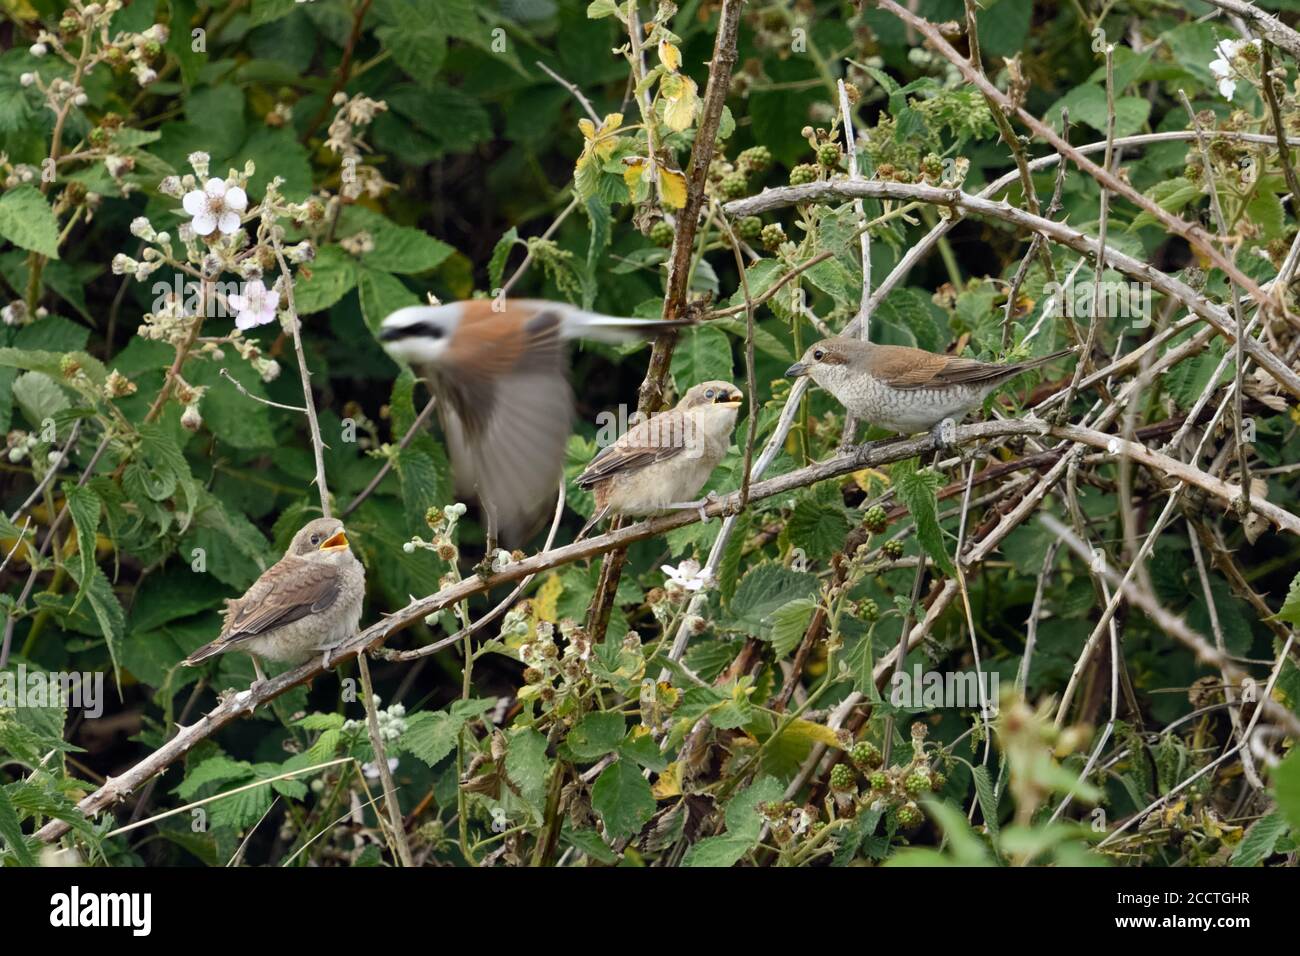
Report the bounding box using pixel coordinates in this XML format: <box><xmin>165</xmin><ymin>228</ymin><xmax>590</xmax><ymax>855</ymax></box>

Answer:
<box><xmin>649</xmin><ymin>221</ymin><xmax>675</xmax><ymax>247</ymax></box>
<box><xmin>863</xmin><ymin>504</ymin><xmax>888</xmax><ymax>533</ymax></box>
<box><xmin>858</xmin><ymin>598</ymin><xmax>879</xmax><ymax>622</ymax></box>
<box><xmin>789</xmin><ymin>163</ymin><xmax>819</xmax><ymax>186</ymax></box>
<box><xmin>89</xmin><ymin>127</ymin><xmax>109</xmax><ymax>148</ymax></box>
<box><xmin>905</xmin><ymin>771</ymin><xmax>932</xmax><ymax>796</ymax></box>
<box><xmin>932</xmin><ymin>771</ymin><xmax>947</xmax><ymax>790</ymax></box>
<box><xmin>830</xmin><ymin>763</ymin><xmax>856</xmax><ymax>792</ymax></box>
<box><xmin>868</xmin><ymin>770</ymin><xmax>888</xmax><ymax>791</ymax></box>
<box><xmin>737</xmin><ymin>216</ymin><xmax>763</xmax><ymax>241</ymax></box>
<box><xmin>921</xmin><ymin>152</ymin><xmax>944</xmax><ymax>182</ymax></box>
<box><xmin>816</xmin><ymin>142</ymin><xmax>842</xmax><ymax>167</ymax></box>
<box><xmin>851</xmin><ymin>741</ymin><xmax>882</xmax><ymax>771</ymax></box>
<box><xmin>896</xmin><ymin>802</ymin><xmax>923</xmax><ymax>828</ymax></box>
<box><xmin>760</xmin><ymin>223</ymin><xmax>786</xmax><ymax>251</ymax></box>
<box><xmin>720</xmin><ymin>172</ymin><xmax>748</xmax><ymax>199</ymax></box>
<box><xmin>882</xmin><ymin>539</ymin><xmax>904</xmax><ymax>560</ymax></box>
<box><xmin>738</xmin><ymin>145</ymin><xmax>772</xmax><ymax>175</ymax></box>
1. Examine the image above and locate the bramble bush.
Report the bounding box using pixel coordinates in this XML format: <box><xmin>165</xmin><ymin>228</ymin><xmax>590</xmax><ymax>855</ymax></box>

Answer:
<box><xmin>1</xmin><ymin>0</ymin><xmax>1300</xmax><ymax>868</ymax></box>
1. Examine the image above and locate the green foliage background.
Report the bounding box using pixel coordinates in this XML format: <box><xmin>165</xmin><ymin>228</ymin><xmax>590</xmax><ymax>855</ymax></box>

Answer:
<box><xmin>1</xmin><ymin>0</ymin><xmax>1299</xmax><ymax>867</ymax></box>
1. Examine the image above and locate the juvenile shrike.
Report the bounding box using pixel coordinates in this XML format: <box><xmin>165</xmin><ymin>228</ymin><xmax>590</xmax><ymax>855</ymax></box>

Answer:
<box><xmin>786</xmin><ymin>338</ymin><xmax>1072</xmax><ymax>442</ymax></box>
<box><xmin>379</xmin><ymin>298</ymin><xmax>689</xmax><ymax>547</ymax></box>
<box><xmin>575</xmin><ymin>380</ymin><xmax>742</xmax><ymax>536</ymax></box>
<box><xmin>183</xmin><ymin>518</ymin><xmax>365</xmax><ymax>685</ymax></box>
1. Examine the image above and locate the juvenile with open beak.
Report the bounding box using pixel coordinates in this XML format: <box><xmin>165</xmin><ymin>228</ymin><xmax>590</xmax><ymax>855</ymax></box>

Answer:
<box><xmin>786</xmin><ymin>337</ymin><xmax>1073</xmax><ymax>444</ymax></box>
<box><xmin>183</xmin><ymin>517</ymin><xmax>365</xmax><ymax>686</ymax></box>
<box><xmin>379</xmin><ymin>298</ymin><xmax>692</xmax><ymax>548</ymax></box>
<box><xmin>575</xmin><ymin>380</ymin><xmax>743</xmax><ymax>536</ymax></box>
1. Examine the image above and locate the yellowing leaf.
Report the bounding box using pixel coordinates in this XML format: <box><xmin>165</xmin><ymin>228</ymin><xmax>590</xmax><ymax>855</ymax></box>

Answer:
<box><xmin>623</xmin><ymin>157</ymin><xmax>649</xmax><ymax>192</ymax></box>
<box><xmin>527</xmin><ymin>573</ymin><xmax>563</xmax><ymax>640</ymax></box>
<box><xmin>659</xmin><ymin>167</ymin><xmax>688</xmax><ymax>208</ymax></box>
<box><xmin>658</xmin><ymin>40</ymin><xmax>682</xmax><ymax>72</ymax></box>
<box><xmin>661</xmin><ymin>74</ymin><xmax>698</xmax><ymax>132</ymax></box>
<box><xmin>575</xmin><ymin>112</ymin><xmax>626</xmax><ymax>172</ymax></box>
<box><xmin>652</xmin><ymin>762</ymin><xmax>682</xmax><ymax>799</ymax></box>
<box><xmin>786</xmin><ymin>718</ymin><xmax>844</xmax><ymax>750</ymax></box>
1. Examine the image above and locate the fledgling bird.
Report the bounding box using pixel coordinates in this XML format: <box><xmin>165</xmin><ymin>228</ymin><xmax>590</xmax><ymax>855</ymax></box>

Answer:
<box><xmin>379</xmin><ymin>298</ymin><xmax>692</xmax><ymax>549</ymax></box>
<box><xmin>182</xmin><ymin>518</ymin><xmax>365</xmax><ymax>686</ymax></box>
<box><xmin>786</xmin><ymin>337</ymin><xmax>1072</xmax><ymax>442</ymax></box>
<box><xmin>575</xmin><ymin>380</ymin><xmax>743</xmax><ymax>536</ymax></box>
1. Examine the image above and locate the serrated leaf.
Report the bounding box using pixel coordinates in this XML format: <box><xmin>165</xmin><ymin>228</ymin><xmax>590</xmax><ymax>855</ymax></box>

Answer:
<box><xmin>972</xmin><ymin>764</ymin><xmax>1001</xmax><ymax>840</ymax></box>
<box><xmin>766</xmin><ymin>597</ymin><xmax>815</xmax><ymax>659</ymax></box>
<box><xmin>566</xmin><ymin>711</ymin><xmax>626</xmax><ymax>761</ymax></box>
<box><xmin>670</xmin><ymin>325</ymin><xmax>734</xmax><ymax>391</ymax></box>
<box><xmin>893</xmin><ymin>458</ymin><xmax>955</xmax><ymax>577</ymax></box>
<box><xmin>591</xmin><ymin>756</ymin><xmax>655</xmax><ymax>841</ymax></box>
<box><xmin>0</xmin><ymin>185</ymin><xmax>59</xmax><ymax>258</ymax></box>
<box><xmin>0</xmin><ymin>786</ymin><xmax>34</xmax><ymax>866</ymax></box>
<box><xmin>62</xmin><ymin>483</ymin><xmax>100</xmax><ymax>614</ymax></box>
<box><xmin>1230</xmin><ymin>811</ymin><xmax>1288</xmax><ymax>867</ymax></box>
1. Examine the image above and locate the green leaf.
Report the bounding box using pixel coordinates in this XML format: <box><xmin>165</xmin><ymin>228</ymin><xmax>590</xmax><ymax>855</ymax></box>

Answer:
<box><xmin>66</xmin><ymin>562</ymin><xmax>125</xmax><ymax>683</ymax></box>
<box><xmin>488</xmin><ymin>227</ymin><xmax>520</xmax><ymax>292</ymax></box>
<box><xmin>1274</xmin><ymin>747</ymin><xmax>1300</xmax><ymax>831</ymax></box>
<box><xmin>682</xmin><ymin>775</ymin><xmax>782</xmax><ymax>867</ymax></box>
<box><xmin>726</xmin><ymin>561</ymin><xmax>819</xmax><ymax>636</ymax></box>
<box><xmin>1129</xmin><ymin>178</ymin><xmax>1201</xmax><ymax>231</ymax></box>
<box><xmin>1230</xmin><ymin>811</ymin><xmax>1289</xmax><ymax>867</ymax></box>
<box><xmin>401</xmin><ymin>711</ymin><xmax>464</xmax><ymax>767</ymax></box>
<box><xmin>0</xmin><ymin>348</ymin><xmax>107</xmax><ymax>387</ymax></box>
<box><xmin>972</xmin><ymin>764</ymin><xmax>1001</xmax><ymax>840</ymax></box>
<box><xmin>393</xmin><ymin>446</ymin><xmax>443</xmax><ymax>533</ymax></box>
<box><xmin>505</xmin><ymin>727</ymin><xmax>551</xmax><ymax>812</ymax></box>
<box><xmin>1045</xmin><ymin>84</ymin><xmax>1150</xmax><ymax>138</ymax></box>
<box><xmin>765</xmin><ymin>597</ymin><xmax>815</xmax><ymax>659</ymax></box>
<box><xmin>565</xmin><ymin>711</ymin><xmax>626</xmax><ymax>761</ymax></box>
<box><xmin>0</xmin><ymin>785</ymin><xmax>34</xmax><ymax>866</ymax></box>
<box><xmin>670</xmin><ymin>325</ymin><xmax>734</xmax><ymax>390</ymax></box>
<box><xmin>339</xmin><ymin>206</ymin><xmax>454</xmax><ymax>274</ymax></box>
<box><xmin>358</xmin><ymin>267</ymin><xmax>420</xmax><ymax>334</ymax></box>
<box><xmin>591</xmin><ymin>756</ymin><xmax>655</xmax><ymax>841</ymax></box>
<box><xmin>187</xmin><ymin>362</ymin><xmax>275</xmax><ymax>450</ymax></box>
<box><xmin>292</xmin><ymin>246</ymin><xmax>357</xmax><ymax>315</ymax></box>
<box><xmin>786</xmin><ymin>493</ymin><xmax>850</xmax><ymax>560</ymax></box>
<box><xmin>11</xmin><ymin>371</ymin><xmax>68</xmax><ymax>428</ymax></box>
<box><xmin>893</xmin><ymin>458</ymin><xmax>955</xmax><ymax>576</ymax></box>
<box><xmin>63</xmin><ymin>483</ymin><xmax>101</xmax><ymax>614</ymax></box>
<box><xmin>1277</xmin><ymin>570</ymin><xmax>1300</xmax><ymax>626</ymax></box>
<box><xmin>0</xmin><ymin>185</ymin><xmax>60</xmax><ymax>259</ymax></box>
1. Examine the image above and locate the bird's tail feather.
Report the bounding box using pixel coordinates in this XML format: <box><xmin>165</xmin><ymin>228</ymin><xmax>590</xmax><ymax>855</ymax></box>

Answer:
<box><xmin>1016</xmin><ymin>347</ymin><xmax>1075</xmax><ymax>372</ymax></box>
<box><xmin>182</xmin><ymin>640</ymin><xmax>227</xmax><ymax>666</ymax></box>
<box><xmin>563</xmin><ymin>309</ymin><xmax>695</xmax><ymax>344</ymax></box>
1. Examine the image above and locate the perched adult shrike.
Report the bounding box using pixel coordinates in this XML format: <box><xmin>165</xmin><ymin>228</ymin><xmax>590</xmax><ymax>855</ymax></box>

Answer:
<box><xmin>787</xmin><ymin>338</ymin><xmax>1073</xmax><ymax>442</ymax></box>
<box><xmin>379</xmin><ymin>298</ymin><xmax>690</xmax><ymax>547</ymax></box>
<box><xmin>575</xmin><ymin>380</ymin><xmax>742</xmax><ymax>536</ymax></box>
<box><xmin>183</xmin><ymin>518</ymin><xmax>365</xmax><ymax>686</ymax></box>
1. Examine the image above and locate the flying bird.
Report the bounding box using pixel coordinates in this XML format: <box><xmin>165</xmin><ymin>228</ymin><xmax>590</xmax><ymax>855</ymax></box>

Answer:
<box><xmin>379</xmin><ymin>298</ymin><xmax>691</xmax><ymax>548</ymax></box>
<box><xmin>183</xmin><ymin>518</ymin><xmax>365</xmax><ymax>686</ymax></box>
<box><xmin>786</xmin><ymin>338</ymin><xmax>1072</xmax><ymax>442</ymax></box>
<box><xmin>575</xmin><ymin>380</ymin><xmax>743</xmax><ymax>536</ymax></box>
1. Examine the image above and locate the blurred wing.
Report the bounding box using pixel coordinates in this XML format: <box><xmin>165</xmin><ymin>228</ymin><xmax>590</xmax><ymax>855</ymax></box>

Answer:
<box><xmin>219</xmin><ymin>558</ymin><xmax>344</xmax><ymax>644</ymax></box>
<box><xmin>576</xmin><ymin>410</ymin><xmax>690</xmax><ymax>487</ymax></box>
<box><xmin>435</xmin><ymin>305</ymin><xmax>572</xmax><ymax>546</ymax></box>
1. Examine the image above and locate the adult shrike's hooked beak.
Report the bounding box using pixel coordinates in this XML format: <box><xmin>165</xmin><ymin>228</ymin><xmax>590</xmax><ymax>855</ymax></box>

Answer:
<box><xmin>715</xmin><ymin>386</ymin><xmax>743</xmax><ymax>406</ymax></box>
<box><xmin>785</xmin><ymin>361</ymin><xmax>808</xmax><ymax>378</ymax></box>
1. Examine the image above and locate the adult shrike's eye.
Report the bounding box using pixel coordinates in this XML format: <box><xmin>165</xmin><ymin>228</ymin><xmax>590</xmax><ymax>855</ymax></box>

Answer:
<box><xmin>812</xmin><ymin>349</ymin><xmax>825</xmax><ymax>361</ymax></box>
